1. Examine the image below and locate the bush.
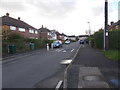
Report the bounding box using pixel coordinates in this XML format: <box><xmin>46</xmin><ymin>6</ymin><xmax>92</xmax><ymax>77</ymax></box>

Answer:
<box><xmin>108</xmin><ymin>30</ymin><xmax>120</xmax><ymax>50</ymax></box>
<box><xmin>93</xmin><ymin>31</ymin><xmax>103</xmax><ymax>49</ymax></box>
<box><xmin>90</xmin><ymin>30</ymin><xmax>120</xmax><ymax>50</ymax></box>
<box><xmin>26</xmin><ymin>38</ymin><xmax>53</xmax><ymax>49</ymax></box>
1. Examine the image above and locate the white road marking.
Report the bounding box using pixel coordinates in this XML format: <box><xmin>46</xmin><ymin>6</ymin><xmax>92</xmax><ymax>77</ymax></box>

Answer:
<box><xmin>55</xmin><ymin>80</ymin><xmax>63</xmax><ymax>90</ymax></box>
<box><xmin>56</xmin><ymin>49</ymin><xmax>59</xmax><ymax>51</ymax></box>
<box><xmin>71</xmin><ymin>49</ymin><xmax>74</xmax><ymax>52</ymax></box>
<box><xmin>58</xmin><ymin>49</ymin><xmax>64</xmax><ymax>52</ymax></box>
<box><xmin>63</xmin><ymin>50</ymin><xmax>66</xmax><ymax>52</ymax></box>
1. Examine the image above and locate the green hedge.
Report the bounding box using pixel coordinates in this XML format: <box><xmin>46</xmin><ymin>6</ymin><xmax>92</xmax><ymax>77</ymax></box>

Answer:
<box><xmin>91</xmin><ymin>30</ymin><xmax>120</xmax><ymax>50</ymax></box>
<box><xmin>2</xmin><ymin>33</ymin><xmax>54</xmax><ymax>54</ymax></box>
<box><xmin>108</xmin><ymin>30</ymin><xmax>120</xmax><ymax>50</ymax></box>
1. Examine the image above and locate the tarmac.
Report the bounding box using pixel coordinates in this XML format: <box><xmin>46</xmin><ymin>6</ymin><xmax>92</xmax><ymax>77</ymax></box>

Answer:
<box><xmin>1</xmin><ymin>43</ymin><xmax>120</xmax><ymax>89</ymax></box>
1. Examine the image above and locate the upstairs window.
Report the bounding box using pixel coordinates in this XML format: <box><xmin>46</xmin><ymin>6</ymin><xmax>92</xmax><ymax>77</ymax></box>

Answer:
<box><xmin>18</xmin><ymin>28</ymin><xmax>25</xmax><ymax>32</ymax></box>
<box><xmin>48</xmin><ymin>32</ymin><xmax>51</xmax><ymax>35</ymax></box>
<box><xmin>29</xmin><ymin>29</ymin><xmax>34</xmax><ymax>34</ymax></box>
<box><xmin>35</xmin><ymin>31</ymin><xmax>38</xmax><ymax>34</ymax></box>
<box><xmin>10</xmin><ymin>26</ymin><xmax>16</xmax><ymax>30</ymax></box>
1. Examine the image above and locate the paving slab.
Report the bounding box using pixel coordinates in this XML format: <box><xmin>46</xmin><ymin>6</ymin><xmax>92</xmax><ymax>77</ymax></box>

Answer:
<box><xmin>78</xmin><ymin>67</ymin><xmax>110</xmax><ymax>88</ymax></box>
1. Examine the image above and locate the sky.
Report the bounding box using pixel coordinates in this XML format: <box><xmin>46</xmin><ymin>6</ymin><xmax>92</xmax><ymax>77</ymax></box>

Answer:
<box><xmin>0</xmin><ymin>0</ymin><xmax>119</xmax><ymax>36</ymax></box>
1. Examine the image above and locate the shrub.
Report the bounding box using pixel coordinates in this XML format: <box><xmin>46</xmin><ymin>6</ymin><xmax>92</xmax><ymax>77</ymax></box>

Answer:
<box><xmin>108</xmin><ymin>30</ymin><xmax>120</xmax><ymax>50</ymax></box>
<box><xmin>90</xmin><ymin>30</ymin><xmax>120</xmax><ymax>50</ymax></box>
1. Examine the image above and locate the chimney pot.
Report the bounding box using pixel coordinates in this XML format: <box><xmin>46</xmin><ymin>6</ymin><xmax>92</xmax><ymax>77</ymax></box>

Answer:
<box><xmin>6</xmin><ymin>13</ymin><xmax>9</xmax><ymax>16</ymax></box>
<box><xmin>110</xmin><ymin>22</ymin><xmax>114</xmax><ymax>25</ymax></box>
<box><xmin>18</xmin><ymin>17</ymin><xmax>20</xmax><ymax>20</ymax></box>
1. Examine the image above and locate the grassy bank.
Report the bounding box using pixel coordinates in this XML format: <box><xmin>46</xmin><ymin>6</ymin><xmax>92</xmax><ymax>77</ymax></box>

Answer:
<box><xmin>102</xmin><ymin>50</ymin><xmax>120</xmax><ymax>62</ymax></box>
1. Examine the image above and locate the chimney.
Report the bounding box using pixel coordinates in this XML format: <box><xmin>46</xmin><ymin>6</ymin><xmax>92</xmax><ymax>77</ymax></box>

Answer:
<box><xmin>41</xmin><ymin>25</ymin><xmax>43</xmax><ymax>28</ymax></box>
<box><xmin>18</xmin><ymin>17</ymin><xmax>20</xmax><ymax>20</ymax></box>
<box><xmin>6</xmin><ymin>13</ymin><xmax>9</xmax><ymax>17</ymax></box>
<box><xmin>110</xmin><ymin>22</ymin><xmax>114</xmax><ymax>25</ymax></box>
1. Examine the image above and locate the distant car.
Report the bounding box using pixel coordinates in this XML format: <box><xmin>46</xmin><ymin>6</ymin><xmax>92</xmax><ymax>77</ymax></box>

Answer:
<box><xmin>64</xmin><ymin>40</ymin><xmax>70</xmax><ymax>44</ymax></box>
<box><xmin>53</xmin><ymin>40</ymin><xmax>62</xmax><ymax>48</ymax></box>
<box><xmin>79</xmin><ymin>40</ymin><xmax>84</xmax><ymax>44</ymax></box>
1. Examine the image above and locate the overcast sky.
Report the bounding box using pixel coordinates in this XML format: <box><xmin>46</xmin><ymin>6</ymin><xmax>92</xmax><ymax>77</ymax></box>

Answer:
<box><xmin>0</xmin><ymin>0</ymin><xmax>119</xmax><ymax>35</ymax></box>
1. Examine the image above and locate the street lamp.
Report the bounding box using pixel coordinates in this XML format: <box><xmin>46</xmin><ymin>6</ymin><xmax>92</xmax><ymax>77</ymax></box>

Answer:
<box><xmin>87</xmin><ymin>22</ymin><xmax>91</xmax><ymax>36</ymax></box>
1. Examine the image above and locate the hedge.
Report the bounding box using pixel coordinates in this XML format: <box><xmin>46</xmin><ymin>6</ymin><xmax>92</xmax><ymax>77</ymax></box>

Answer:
<box><xmin>90</xmin><ymin>30</ymin><xmax>120</xmax><ymax>50</ymax></box>
<box><xmin>2</xmin><ymin>33</ymin><xmax>54</xmax><ymax>54</ymax></box>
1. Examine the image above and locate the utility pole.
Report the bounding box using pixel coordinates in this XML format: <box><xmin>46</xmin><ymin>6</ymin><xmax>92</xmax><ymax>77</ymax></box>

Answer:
<box><xmin>104</xmin><ymin>0</ymin><xmax>108</xmax><ymax>50</ymax></box>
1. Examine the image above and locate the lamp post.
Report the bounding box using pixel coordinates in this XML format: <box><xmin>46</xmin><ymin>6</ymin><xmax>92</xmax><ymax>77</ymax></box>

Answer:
<box><xmin>87</xmin><ymin>22</ymin><xmax>91</xmax><ymax>36</ymax></box>
<box><xmin>104</xmin><ymin>0</ymin><xmax>108</xmax><ymax>50</ymax></box>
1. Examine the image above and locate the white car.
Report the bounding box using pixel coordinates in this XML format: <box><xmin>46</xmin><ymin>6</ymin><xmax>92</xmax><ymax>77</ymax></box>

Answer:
<box><xmin>65</xmin><ymin>40</ymin><xmax>70</xmax><ymax>44</ymax></box>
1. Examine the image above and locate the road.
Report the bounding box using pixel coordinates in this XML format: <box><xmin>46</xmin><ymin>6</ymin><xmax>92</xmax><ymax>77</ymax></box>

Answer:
<box><xmin>2</xmin><ymin>42</ymin><xmax>80</xmax><ymax>88</ymax></box>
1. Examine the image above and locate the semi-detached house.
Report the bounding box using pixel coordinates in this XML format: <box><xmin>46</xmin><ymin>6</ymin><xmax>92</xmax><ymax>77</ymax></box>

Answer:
<box><xmin>1</xmin><ymin>13</ymin><xmax>39</xmax><ymax>39</ymax></box>
<box><xmin>38</xmin><ymin>25</ymin><xmax>52</xmax><ymax>40</ymax></box>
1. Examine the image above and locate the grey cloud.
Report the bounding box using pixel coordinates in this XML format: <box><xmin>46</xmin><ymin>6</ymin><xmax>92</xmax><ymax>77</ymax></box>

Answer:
<box><xmin>27</xmin><ymin>0</ymin><xmax>77</xmax><ymax>18</ymax></box>
<box><xmin>91</xmin><ymin>6</ymin><xmax>103</xmax><ymax>16</ymax></box>
<box><xmin>0</xmin><ymin>1</ymin><xmax>27</xmax><ymax>12</ymax></box>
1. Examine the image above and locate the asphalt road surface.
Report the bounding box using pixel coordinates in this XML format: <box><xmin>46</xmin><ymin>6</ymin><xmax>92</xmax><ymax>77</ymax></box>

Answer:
<box><xmin>2</xmin><ymin>42</ymin><xmax>80</xmax><ymax>88</ymax></box>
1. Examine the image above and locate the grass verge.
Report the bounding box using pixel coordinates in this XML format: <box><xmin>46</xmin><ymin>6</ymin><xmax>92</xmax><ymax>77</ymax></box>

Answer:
<box><xmin>102</xmin><ymin>50</ymin><xmax>120</xmax><ymax>62</ymax></box>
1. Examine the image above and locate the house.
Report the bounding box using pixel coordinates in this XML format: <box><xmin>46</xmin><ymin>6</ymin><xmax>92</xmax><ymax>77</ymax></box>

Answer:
<box><xmin>38</xmin><ymin>25</ymin><xmax>52</xmax><ymax>40</ymax></box>
<box><xmin>1</xmin><ymin>13</ymin><xmax>39</xmax><ymax>39</ymax></box>
<box><xmin>68</xmin><ymin>35</ymin><xmax>76</xmax><ymax>41</ymax></box>
<box><xmin>50</xmin><ymin>30</ymin><xmax>57</xmax><ymax>40</ymax></box>
<box><xmin>108</xmin><ymin>20</ymin><xmax>120</xmax><ymax>31</ymax></box>
<box><xmin>78</xmin><ymin>35</ymin><xmax>89</xmax><ymax>40</ymax></box>
<box><xmin>59</xmin><ymin>33</ymin><xmax>68</xmax><ymax>41</ymax></box>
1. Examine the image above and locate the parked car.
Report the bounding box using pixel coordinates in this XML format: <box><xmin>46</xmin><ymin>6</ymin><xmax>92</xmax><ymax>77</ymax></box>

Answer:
<box><xmin>64</xmin><ymin>40</ymin><xmax>70</xmax><ymax>44</ymax></box>
<box><xmin>53</xmin><ymin>40</ymin><xmax>62</xmax><ymax>48</ymax></box>
<box><xmin>79</xmin><ymin>40</ymin><xmax>84</xmax><ymax>44</ymax></box>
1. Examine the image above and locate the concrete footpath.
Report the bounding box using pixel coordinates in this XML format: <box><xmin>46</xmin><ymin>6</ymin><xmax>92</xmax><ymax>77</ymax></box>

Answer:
<box><xmin>64</xmin><ymin>44</ymin><xmax>119</xmax><ymax>88</ymax></box>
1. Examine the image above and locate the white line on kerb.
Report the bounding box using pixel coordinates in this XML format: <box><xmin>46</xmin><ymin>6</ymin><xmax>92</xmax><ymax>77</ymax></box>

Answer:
<box><xmin>55</xmin><ymin>80</ymin><xmax>63</xmax><ymax>90</ymax></box>
<box><xmin>71</xmin><ymin>49</ymin><xmax>74</xmax><ymax>52</ymax></box>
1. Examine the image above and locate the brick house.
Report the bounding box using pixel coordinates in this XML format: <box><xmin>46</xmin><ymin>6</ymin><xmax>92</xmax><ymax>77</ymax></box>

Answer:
<box><xmin>108</xmin><ymin>20</ymin><xmax>120</xmax><ymax>31</ymax></box>
<box><xmin>38</xmin><ymin>25</ymin><xmax>52</xmax><ymax>40</ymax></box>
<box><xmin>1</xmin><ymin>13</ymin><xmax>39</xmax><ymax>39</ymax></box>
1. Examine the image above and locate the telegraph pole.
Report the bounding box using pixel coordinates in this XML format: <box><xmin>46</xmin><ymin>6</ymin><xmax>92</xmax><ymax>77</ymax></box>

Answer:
<box><xmin>104</xmin><ymin>0</ymin><xmax>108</xmax><ymax>50</ymax></box>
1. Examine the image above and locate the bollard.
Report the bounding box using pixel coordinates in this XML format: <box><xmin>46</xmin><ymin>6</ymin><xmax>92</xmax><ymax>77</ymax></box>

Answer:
<box><xmin>47</xmin><ymin>43</ymin><xmax>49</xmax><ymax>51</ymax></box>
<box><xmin>51</xmin><ymin>43</ymin><xmax>53</xmax><ymax>50</ymax></box>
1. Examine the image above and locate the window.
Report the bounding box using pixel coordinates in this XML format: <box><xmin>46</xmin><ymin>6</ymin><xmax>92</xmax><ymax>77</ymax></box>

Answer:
<box><xmin>115</xmin><ymin>25</ymin><xmax>118</xmax><ymax>29</ymax></box>
<box><xmin>10</xmin><ymin>26</ymin><xmax>16</xmax><ymax>30</ymax></box>
<box><xmin>29</xmin><ymin>29</ymin><xmax>34</xmax><ymax>34</ymax></box>
<box><xmin>35</xmin><ymin>31</ymin><xmax>38</xmax><ymax>34</ymax></box>
<box><xmin>48</xmin><ymin>32</ymin><xmax>51</xmax><ymax>35</ymax></box>
<box><xmin>18</xmin><ymin>28</ymin><xmax>25</xmax><ymax>32</ymax></box>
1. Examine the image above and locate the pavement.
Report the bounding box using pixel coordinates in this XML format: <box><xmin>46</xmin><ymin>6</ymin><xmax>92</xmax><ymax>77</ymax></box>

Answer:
<box><xmin>64</xmin><ymin>44</ymin><xmax>120</xmax><ymax>89</ymax></box>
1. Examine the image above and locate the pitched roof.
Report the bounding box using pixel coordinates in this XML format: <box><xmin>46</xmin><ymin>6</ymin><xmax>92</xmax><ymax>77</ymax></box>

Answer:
<box><xmin>60</xmin><ymin>33</ymin><xmax>67</xmax><ymax>36</ymax></box>
<box><xmin>109</xmin><ymin>20</ymin><xmax>120</xmax><ymax>29</ymax></box>
<box><xmin>68</xmin><ymin>35</ymin><xmax>76</xmax><ymax>37</ymax></box>
<box><xmin>1</xmin><ymin>15</ymin><xmax>37</xmax><ymax>30</ymax></box>
<box><xmin>38</xmin><ymin>26</ymin><xmax>51</xmax><ymax>32</ymax></box>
